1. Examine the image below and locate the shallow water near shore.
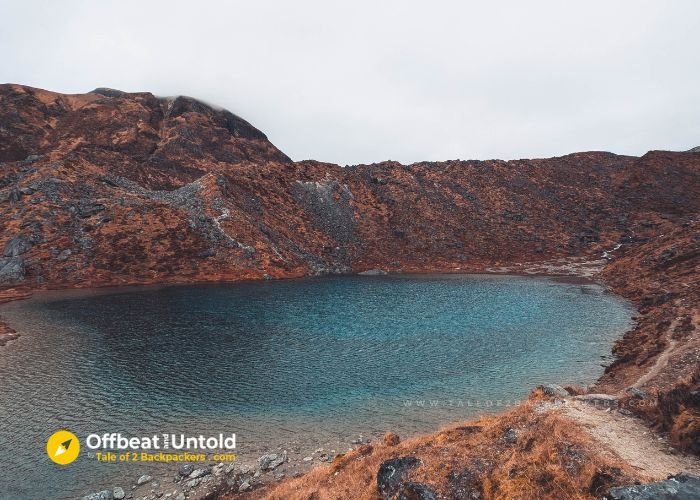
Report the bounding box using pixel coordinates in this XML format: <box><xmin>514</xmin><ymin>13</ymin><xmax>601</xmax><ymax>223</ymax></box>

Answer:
<box><xmin>0</xmin><ymin>274</ymin><xmax>634</xmax><ymax>499</ymax></box>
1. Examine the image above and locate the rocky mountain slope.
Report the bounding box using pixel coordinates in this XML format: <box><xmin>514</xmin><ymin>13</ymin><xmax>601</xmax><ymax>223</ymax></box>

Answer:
<box><xmin>1</xmin><ymin>84</ymin><xmax>698</xmax><ymax>290</ymax></box>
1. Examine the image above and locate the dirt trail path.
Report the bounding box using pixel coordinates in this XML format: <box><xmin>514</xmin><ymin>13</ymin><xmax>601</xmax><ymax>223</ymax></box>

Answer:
<box><xmin>630</xmin><ymin>338</ymin><xmax>679</xmax><ymax>389</ymax></box>
<box><xmin>627</xmin><ymin>316</ymin><xmax>682</xmax><ymax>391</ymax></box>
<box><xmin>557</xmin><ymin>399</ymin><xmax>700</xmax><ymax>480</ymax></box>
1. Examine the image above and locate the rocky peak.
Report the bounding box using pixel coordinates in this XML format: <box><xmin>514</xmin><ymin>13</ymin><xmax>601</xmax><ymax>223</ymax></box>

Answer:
<box><xmin>0</xmin><ymin>84</ymin><xmax>291</xmax><ymax>169</ymax></box>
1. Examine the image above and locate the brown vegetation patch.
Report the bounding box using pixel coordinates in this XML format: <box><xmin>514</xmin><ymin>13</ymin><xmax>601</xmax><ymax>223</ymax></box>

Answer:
<box><xmin>232</xmin><ymin>396</ymin><xmax>641</xmax><ymax>500</ymax></box>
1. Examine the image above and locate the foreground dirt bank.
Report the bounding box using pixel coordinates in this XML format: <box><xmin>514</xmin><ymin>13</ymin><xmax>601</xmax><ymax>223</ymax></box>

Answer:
<box><xmin>561</xmin><ymin>399</ymin><xmax>700</xmax><ymax>480</ymax></box>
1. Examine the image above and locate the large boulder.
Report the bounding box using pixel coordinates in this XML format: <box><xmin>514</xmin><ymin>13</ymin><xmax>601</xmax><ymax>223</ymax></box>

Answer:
<box><xmin>377</xmin><ymin>457</ymin><xmax>422</xmax><ymax>498</ymax></box>
<box><xmin>606</xmin><ymin>473</ymin><xmax>700</xmax><ymax>499</ymax></box>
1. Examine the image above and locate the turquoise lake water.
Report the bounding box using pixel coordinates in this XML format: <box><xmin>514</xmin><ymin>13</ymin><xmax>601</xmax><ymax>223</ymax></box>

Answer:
<box><xmin>0</xmin><ymin>274</ymin><xmax>633</xmax><ymax>498</ymax></box>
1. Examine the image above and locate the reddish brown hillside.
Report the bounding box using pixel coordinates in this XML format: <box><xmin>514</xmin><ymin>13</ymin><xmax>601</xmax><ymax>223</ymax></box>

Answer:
<box><xmin>2</xmin><ymin>84</ymin><xmax>698</xmax><ymax>291</ymax></box>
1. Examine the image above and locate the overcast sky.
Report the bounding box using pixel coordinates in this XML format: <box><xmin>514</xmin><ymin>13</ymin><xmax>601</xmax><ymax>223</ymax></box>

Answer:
<box><xmin>1</xmin><ymin>1</ymin><xmax>699</xmax><ymax>165</ymax></box>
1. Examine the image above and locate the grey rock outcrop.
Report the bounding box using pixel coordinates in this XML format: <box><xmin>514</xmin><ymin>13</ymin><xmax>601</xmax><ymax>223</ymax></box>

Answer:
<box><xmin>606</xmin><ymin>473</ymin><xmax>700</xmax><ymax>499</ymax></box>
<box><xmin>3</xmin><ymin>235</ymin><xmax>32</xmax><ymax>257</ymax></box>
<box><xmin>395</xmin><ymin>482</ymin><xmax>437</xmax><ymax>500</ymax></box>
<box><xmin>377</xmin><ymin>457</ymin><xmax>422</xmax><ymax>498</ymax></box>
<box><xmin>0</xmin><ymin>256</ymin><xmax>25</xmax><ymax>283</ymax></box>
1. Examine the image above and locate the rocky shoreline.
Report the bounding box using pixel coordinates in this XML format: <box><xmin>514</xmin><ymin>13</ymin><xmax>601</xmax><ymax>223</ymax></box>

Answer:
<box><xmin>0</xmin><ymin>322</ymin><xmax>19</xmax><ymax>346</ymax></box>
<box><xmin>81</xmin><ymin>440</ymin><xmax>372</xmax><ymax>500</ymax></box>
<box><xmin>0</xmin><ymin>256</ymin><xmax>604</xmax><ymax>351</ymax></box>
<box><xmin>0</xmin><ymin>288</ymin><xmax>31</xmax><ymax>346</ymax></box>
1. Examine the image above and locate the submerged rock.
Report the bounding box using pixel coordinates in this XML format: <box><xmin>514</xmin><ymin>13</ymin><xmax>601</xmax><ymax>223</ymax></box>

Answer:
<box><xmin>606</xmin><ymin>473</ymin><xmax>700</xmax><ymax>499</ymax></box>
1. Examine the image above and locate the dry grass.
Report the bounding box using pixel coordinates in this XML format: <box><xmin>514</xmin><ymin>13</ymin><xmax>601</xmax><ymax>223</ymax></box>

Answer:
<box><xmin>229</xmin><ymin>392</ymin><xmax>641</xmax><ymax>500</ymax></box>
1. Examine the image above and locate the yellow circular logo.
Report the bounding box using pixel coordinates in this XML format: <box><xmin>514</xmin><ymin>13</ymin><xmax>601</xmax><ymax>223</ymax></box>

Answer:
<box><xmin>46</xmin><ymin>430</ymin><xmax>80</xmax><ymax>465</ymax></box>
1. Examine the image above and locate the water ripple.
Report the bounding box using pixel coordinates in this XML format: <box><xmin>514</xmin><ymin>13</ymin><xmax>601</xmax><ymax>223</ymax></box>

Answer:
<box><xmin>0</xmin><ymin>275</ymin><xmax>633</xmax><ymax>498</ymax></box>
